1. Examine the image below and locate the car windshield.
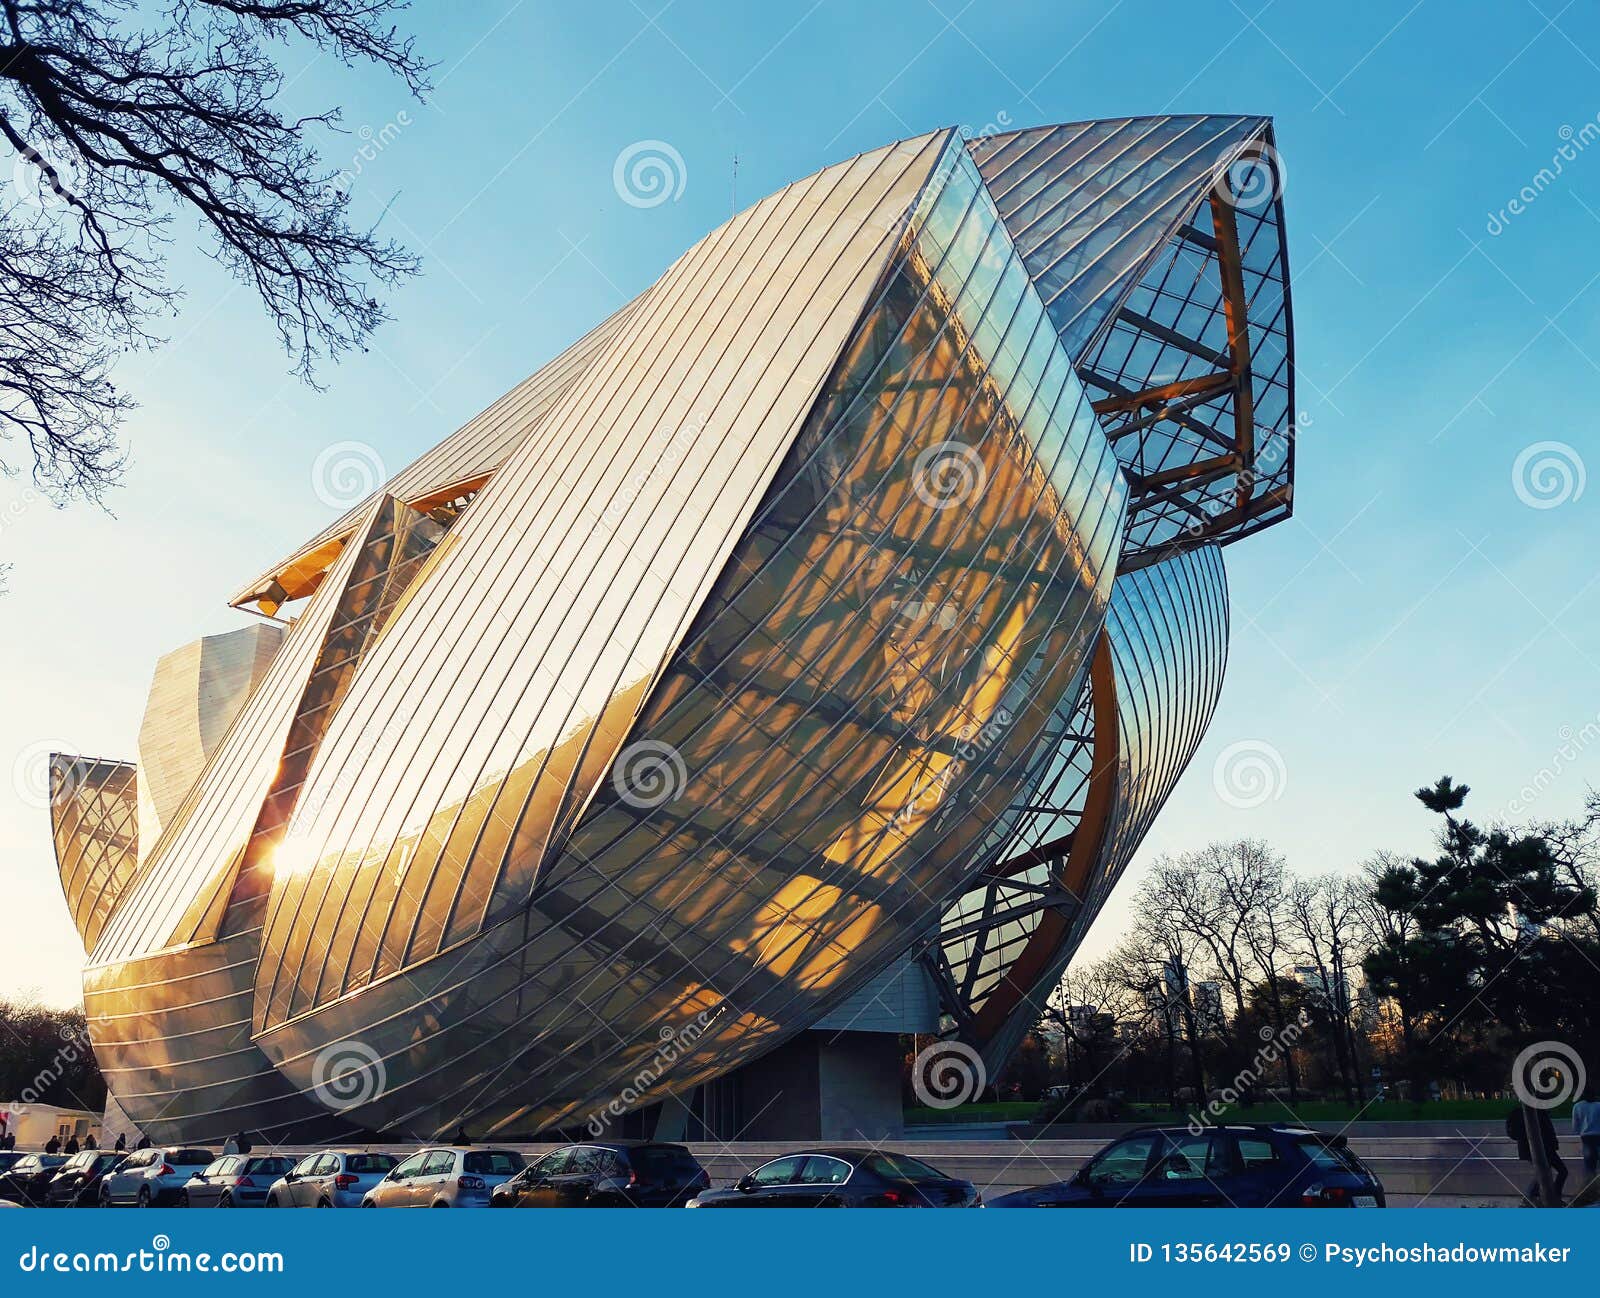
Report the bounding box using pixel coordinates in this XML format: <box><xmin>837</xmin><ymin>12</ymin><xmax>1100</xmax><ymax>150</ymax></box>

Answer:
<box><xmin>630</xmin><ymin>1147</ymin><xmax>702</xmax><ymax>1179</ymax></box>
<box><xmin>346</xmin><ymin>1154</ymin><xmax>396</xmax><ymax>1173</ymax></box>
<box><xmin>863</xmin><ymin>1153</ymin><xmax>949</xmax><ymax>1183</ymax></box>
<box><xmin>463</xmin><ymin>1152</ymin><xmax>521</xmax><ymax>1175</ymax></box>
<box><xmin>171</xmin><ymin>1150</ymin><xmax>213</xmax><ymax>1165</ymax></box>
<box><xmin>13</xmin><ymin>1158</ymin><xmax>39</xmax><ymax>1172</ymax></box>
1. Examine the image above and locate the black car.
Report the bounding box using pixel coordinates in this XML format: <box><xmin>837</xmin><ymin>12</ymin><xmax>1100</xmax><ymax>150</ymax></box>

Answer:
<box><xmin>43</xmin><ymin>1151</ymin><xmax>127</xmax><ymax>1207</ymax></box>
<box><xmin>987</xmin><ymin>1125</ymin><xmax>1385</xmax><ymax>1208</ymax></box>
<box><xmin>0</xmin><ymin>1154</ymin><xmax>70</xmax><ymax>1205</ymax></box>
<box><xmin>492</xmin><ymin>1142</ymin><xmax>710</xmax><ymax>1207</ymax></box>
<box><xmin>688</xmin><ymin>1149</ymin><xmax>979</xmax><ymax>1207</ymax></box>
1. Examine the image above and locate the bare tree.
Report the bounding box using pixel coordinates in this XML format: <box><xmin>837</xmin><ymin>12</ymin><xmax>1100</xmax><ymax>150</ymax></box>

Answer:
<box><xmin>1286</xmin><ymin>874</ymin><xmax>1368</xmax><ymax>1104</ymax></box>
<box><xmin>0</xmin><ymin>0</ymin><xmax>427</xmax><ymax>500</ymax></box>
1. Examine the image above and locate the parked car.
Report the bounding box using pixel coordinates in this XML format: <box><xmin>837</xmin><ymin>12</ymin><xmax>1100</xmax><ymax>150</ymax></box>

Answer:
<box><xmin>986</xmin><ymin>1125</ymin><xmax>1386</xmax><ymax>1208</ymax></box>
<box><xmin>100</xmin><ymin>1146</ymin><xmax>215</xmax><ymax>1206</ymax></box>
<box><xmin>687</xmin><ymin>1149</ymin><xmax>979</xmax><ymax>1207</ymax></box>
<box><xmin>181</xmin><ymin>1155</ymin><xmax>296</xmax><ymax>1208</ymax></box>
<box><xmin>361</xmin><ymin>1148</ymin><xmax>524</xmax><ymax>1207</ymax></box>
<box><xmin>0</xmin><ymin>1154</ymin><xmax>69</xmax><ymax>1205</ymax></box>
<box><xmin>43</xmin><ymin>1151</ymin><xmax>127</xmax><ymax>1207</ymax></box>
<box><xmin>491</xmin><ymin>1141</ymin><xmax>710</xmax><ymax>1207</ymax></box>
<box><xmin>266</xmin><ymin>1150</ymin><xmax>399</xmax><ymax>1207</ymax></box>
<box><xmin>0</xmin><ymin>1151</ymin><xmax>28</xmax><ymax>1175</ymax></box>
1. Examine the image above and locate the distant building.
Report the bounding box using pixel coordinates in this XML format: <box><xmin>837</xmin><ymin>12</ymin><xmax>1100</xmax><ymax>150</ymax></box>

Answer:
<box><xmin>0</xmin><ymin>1104</ymin><xmax>101</xmax><ymax>1149</ymax></box>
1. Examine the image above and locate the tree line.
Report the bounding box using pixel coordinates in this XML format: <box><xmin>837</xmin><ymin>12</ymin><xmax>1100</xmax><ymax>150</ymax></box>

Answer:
<box><xmin>1016</xmin><ymin>778</ymin><xmax>1600</xmax><ymax>1115</ymax></box>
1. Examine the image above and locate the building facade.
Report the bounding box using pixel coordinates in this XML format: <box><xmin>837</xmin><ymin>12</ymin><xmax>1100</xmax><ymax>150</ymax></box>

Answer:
<box><xmin>48</xmin><ymin>116</ymin><xmax>1295</xmax><ymax>1143</ymax></box>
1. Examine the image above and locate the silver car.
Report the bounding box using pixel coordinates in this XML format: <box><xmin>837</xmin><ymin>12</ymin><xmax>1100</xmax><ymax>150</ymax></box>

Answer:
<box><xmin>361</xmin><ymin>1148</ymin><xmax>524</xmax><ymax>1207</ymax></box>
<box><xmin>266</xmin><ymin>1150</ymin><xmax>399</xmax><ymax>1207</ymax></box>
<box><xmin>100</xmin><ymin>1147</ymin><xmax>215</xmax><ymax>1206</ymax></box>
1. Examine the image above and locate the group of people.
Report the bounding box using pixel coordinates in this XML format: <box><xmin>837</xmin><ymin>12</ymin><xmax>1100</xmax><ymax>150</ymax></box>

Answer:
<box><xmin>1508</xmin><ymin>1085</ymin><xmax>1600</xmax><ymax>1205</ymax></box>
<box><xmin>39</xmin><ymin>1130</ymin><xmax>153</xmax><ymax>1156</ymax></box>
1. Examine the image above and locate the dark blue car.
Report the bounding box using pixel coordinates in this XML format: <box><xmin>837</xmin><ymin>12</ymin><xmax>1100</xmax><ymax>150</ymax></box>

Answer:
<box><xmin>988</xmin><ymin>1124</ymin><xmax>1385</xmax><ymax>1208</ymax></box>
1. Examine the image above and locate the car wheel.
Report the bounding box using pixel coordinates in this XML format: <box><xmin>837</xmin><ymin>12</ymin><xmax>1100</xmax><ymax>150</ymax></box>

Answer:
<box><xmin>137</xmin><ymin>1186</ymin><xmax>152</xmax><ymax>1208</ymax></box>
<box><xmin>431</xmin><ymin>1200</ymin><xmax>450</xmax><ymax>1208</ymax></box>
<box><xmin>316</xmin><ymin>1198</ymin><xmax>333</xmax><ymax>1208</ymax></box>
<box><xmin>265</xmin><ymin>1193</ymin><xmax>279</xmax><ymax>1208</ymax></box>
<box><xmin>99</xmin><ymin>1185</ymin><xmax>112</xmax><ymax>1208</ymax></box>
<box><xmin>218</xmin><ymin>1192</ymin><xmax>232</xmax><ymax>1208</ymax></box>
<box><xmin>178</xmin><ymin>1189</ymin><xmax>190</xmax><ymax>1208</ymax></box>
<box><xmin>361</xmin><ymin>1199</ymin><xmax>376</xmax><ymax>1207</ymax></box>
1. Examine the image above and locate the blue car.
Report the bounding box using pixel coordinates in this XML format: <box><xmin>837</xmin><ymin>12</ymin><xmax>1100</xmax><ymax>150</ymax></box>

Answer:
<box><xmin>988</xmin><ymin>1124</ymin><xmax>1385</xmax><ymax>1208</ymax></box>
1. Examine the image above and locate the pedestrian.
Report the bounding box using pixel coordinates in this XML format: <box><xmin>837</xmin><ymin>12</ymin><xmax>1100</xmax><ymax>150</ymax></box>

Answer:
<box><xmin>1</xmin><ymin>1133</ymin><xmax>12</xmax><ymax>1151</ymax></box>
<box><xmin>222</xmin><ymin>1132</ymin><xmax>238</xmax><ymax>1155</ymax></box>
<box><xmin>114</xmin><ymin>1133</ymin><xmax>126</xmax><ymax>1153</ymax></box>
<box><xmin>63</xmin><ymin>1135</ymin><xmax>79</xmax><ymax>1155</ymax></box>
<box><xmin>1573</xmin><ymin>1084</ymin><xmax>1600</xmax><ymax>1181</ymax></box>
<box><xmin>1507</xmin><ymin>1104</ymin><xmax>1569</xmax><ymax>1205</ymax></box>
<box><xmin>135</xmin><ymin>1134</ymin><xmax>151</xmax><ymax>1151</ymax></box>
<box><xmin>44</xmin><ymin>1135</ymin><xmax>60</xmax><ymax>1154</ymax></box>
<box><xmin>451</xmin><ymin>1125</ymin><xmax>470</xmax><ymax>1145</ymax></box>
<box><xmin>234</xmin><ymin>1129</ymin><xmax>252</xmax><ymax>1156</ymax></box>
<box><xmin>84</xmin><ymin>1134</ymin><xmax>97</xmax><ymax>1151</ymax></box>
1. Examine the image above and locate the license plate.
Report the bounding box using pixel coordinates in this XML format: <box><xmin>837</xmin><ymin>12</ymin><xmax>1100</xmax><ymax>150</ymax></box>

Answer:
<box><xmin>1353</xmin><ymin>1195</ymin><xmax>1378</xmax><ymax>1208</ymax></box>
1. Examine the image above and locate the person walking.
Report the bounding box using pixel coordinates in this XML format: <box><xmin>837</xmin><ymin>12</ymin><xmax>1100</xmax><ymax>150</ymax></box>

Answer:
<box><xmin>135</xmin><ymin>1134</ymin><xmax>151</xmax><ymax>1151</ymax></box>
<box><xmin>84</xmin><ymin>1134</ymin><xmax>97</xmax><ymax>1151</ymax></box>
<box><xmin>114</xmin><ymin>1133</ymin><xmax>126</xmax><ymax>1153</ymax></box>
<box><xmin>451</xmin><ymin>1126</ymin><xmax>470</xmax><ymax>1146</ymax></box>
<box><xmin>1507</xmin><ymin>1103</ymin><xmax>1569</xmax><ymax>1205</ymax></box>
<box><xmin>1573</xmin><ymin>1085</ymin><xmax>1600</xmax><ymax>1181</ymax></box>
<box><xmin>233</xmin><ymin>1130</ymin><xmax>252</xmax><ymax>1156</ymax></box>
<box><xmin>44</xmin><ymin>1135</ymin><xmax>60</xmax><ymax>1154</ymax></box>
<box><xmin>63</xmin><ymin>1135</ymin><xmax>79</xmax><ymax>1155</ymax></box>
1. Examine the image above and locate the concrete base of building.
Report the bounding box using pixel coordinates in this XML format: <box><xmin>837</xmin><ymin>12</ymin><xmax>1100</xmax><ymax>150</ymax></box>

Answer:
<box><xmin>660</xmin><ymin>1031</ymin><xmax>906</xmax><ymax>1143</ymax></box>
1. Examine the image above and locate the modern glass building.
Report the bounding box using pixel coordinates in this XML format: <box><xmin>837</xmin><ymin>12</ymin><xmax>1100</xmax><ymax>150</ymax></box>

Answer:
<box><xmin>48</xmin><ymin>115</ymin><xmax>1294</xmax><ymax>1143</ymax></box>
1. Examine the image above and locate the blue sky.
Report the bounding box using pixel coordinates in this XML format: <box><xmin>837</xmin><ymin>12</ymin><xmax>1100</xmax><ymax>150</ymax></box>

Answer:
<box><xmin>2</xmin><ymin>0</ymin><xmax>1597</xmax><ymax>1005</ymax></box>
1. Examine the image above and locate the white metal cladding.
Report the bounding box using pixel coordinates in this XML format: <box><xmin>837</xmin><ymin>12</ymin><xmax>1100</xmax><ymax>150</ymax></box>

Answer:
<box><xmin>229</xmin><ymin>294</ymin><xmax>647</xmax><ymax>609</ymax></box>
<box><xmin>91</xmin><ymin>493</ymin><xmax>392</xmax><ymax>966</ymax></box>
<box><xmin>249</xmin><ymin>130</ymin><xmax>956</xmax><ymax>1026</ymax></box>
<box><xmin>135</xmin><ymin>624</ymin><xmax>285</xmax><ymax>863</ymax></box>
<box><xmin>245</xmin><ymin>134</ymin><xmax>1129</xmax><ymax>1138</ymax></box>
<box><xmin>49</xmin><ymin>756</ymin><xmax>139</xmax><ymax>952</ymax></box>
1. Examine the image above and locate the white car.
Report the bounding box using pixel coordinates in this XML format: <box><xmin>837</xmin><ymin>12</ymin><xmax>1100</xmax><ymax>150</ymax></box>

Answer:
<box><xmin>361</xmin><ymin>1148</ymin><xmax>524</xmax><ymax>1207</ymax></box>
<box><xmin>100</xmin><ymin>1147</ymin><xmax>215</xmax><ymax>1206</ymax></box>
<box><xmin>266</xmin><ymin>1150</ymin><xmax>400</xmax><ymax>1207</ymax></box>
